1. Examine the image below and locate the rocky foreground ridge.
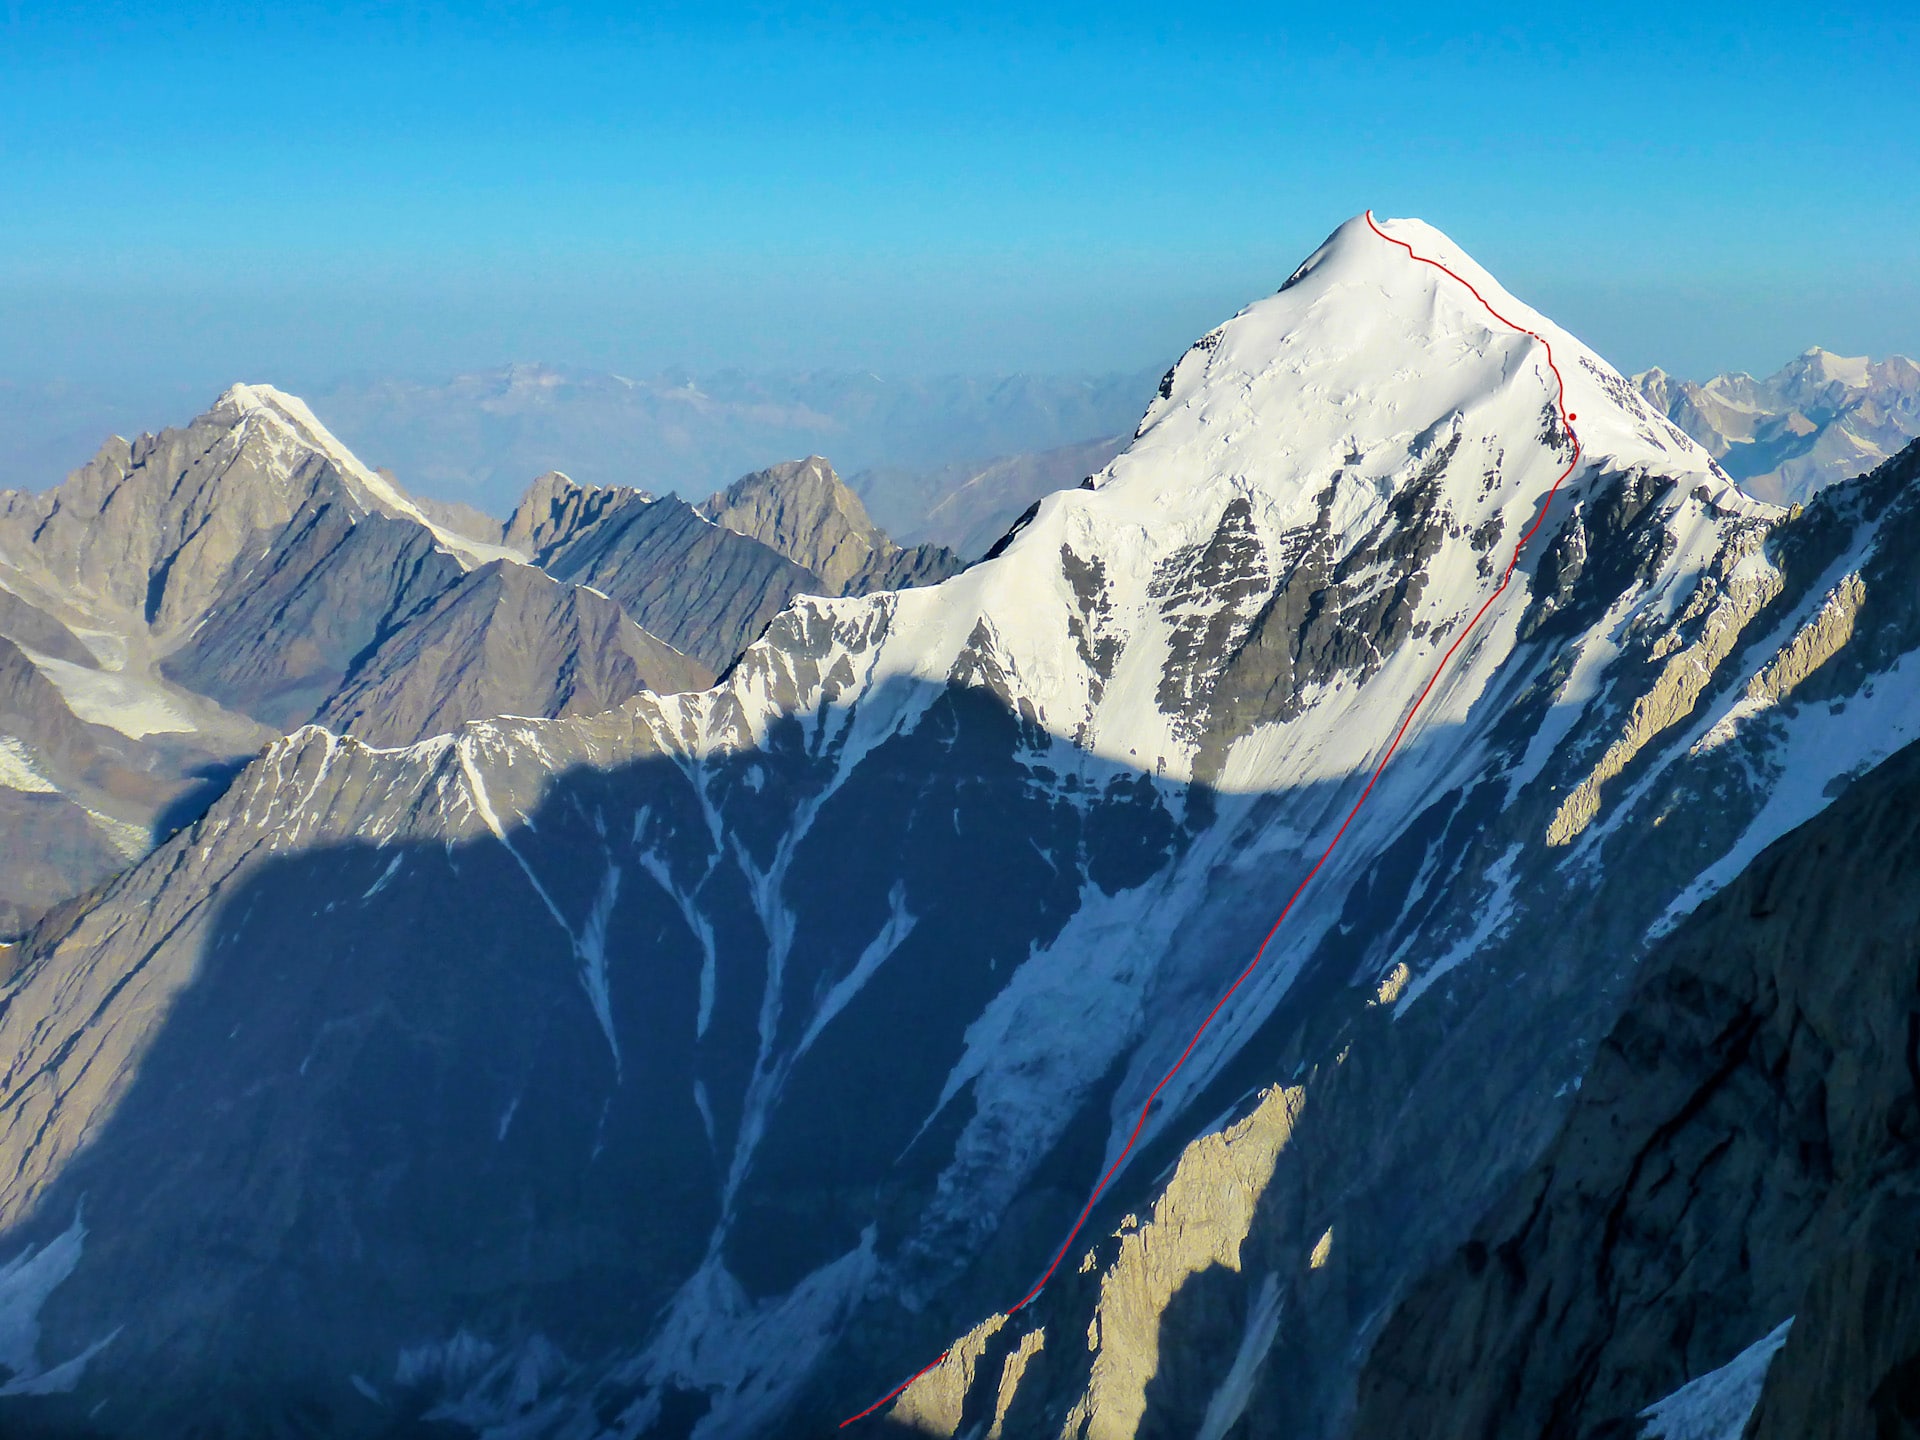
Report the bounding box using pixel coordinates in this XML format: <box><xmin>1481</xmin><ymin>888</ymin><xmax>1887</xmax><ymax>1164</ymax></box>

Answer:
<box><xmin>1349</xmin><ymin>632</ymin><xmax>1920</xmax><ymax>1439</ymax></box>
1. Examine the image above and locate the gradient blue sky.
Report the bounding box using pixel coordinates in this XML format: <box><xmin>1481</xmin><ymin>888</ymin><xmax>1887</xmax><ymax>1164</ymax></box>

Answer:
<box><xmin>3</xmin><ymin>0</ymin><xmax>1917</xmax><ymax>397</ymax></box>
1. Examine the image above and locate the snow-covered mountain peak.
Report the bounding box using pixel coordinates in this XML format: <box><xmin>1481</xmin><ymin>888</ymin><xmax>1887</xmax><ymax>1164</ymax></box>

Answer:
<box><xmin>773</xmin><ymin>213</ymin><xmax>1761</xmax><ymax>795</ymax></box>
<box><xmin>1790</xmin><ymin>345</ymin><xmax>1871</xmax><ymax>386</ymax></box>
<box><xmin>208</xmin><ymin>382</ymin><xmax>525</xmax><ymax>566</ymax></box>
<box><xmin>1636</xmin><ymin>347</ymin><xmax>1920</xmax><ymax>504</ymax></box>
<box><xmin>14</xmin><ymin>213</ymin><xmax>1920</xmax><ymax>1440</ymax></box>
<box><xmin>1116</xmin><ymin>213</ymin><xmax>1728</xmax><ymax>518</ymax></box>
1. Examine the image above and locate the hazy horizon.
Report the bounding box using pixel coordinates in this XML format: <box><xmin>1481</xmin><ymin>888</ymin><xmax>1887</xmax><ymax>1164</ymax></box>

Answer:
<box><xmin>3</xmin><ymin>1</ymin><xmax>1916</xmax><ymax>410</ymax></box>
<box><xmin>4</xmin><ymin>332</ymin><xmax>1916</xmax><ymax>515</ymax></box>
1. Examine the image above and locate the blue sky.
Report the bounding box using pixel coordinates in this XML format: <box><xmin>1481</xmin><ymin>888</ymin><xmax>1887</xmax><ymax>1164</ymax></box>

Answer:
<box><xmin>2</xmin><ymin>0</ymin><xmax>1916</xmax><ymax>397</ymax></box>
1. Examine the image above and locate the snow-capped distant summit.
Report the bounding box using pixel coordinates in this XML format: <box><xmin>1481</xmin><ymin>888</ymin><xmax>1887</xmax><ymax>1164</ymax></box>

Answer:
<box><xmin>1635</xmin><ymin>346</ymin><xmax>1920</xmax><ymax>504</ymax></box>
<box><xmin>210</xmin><ymin>381</ymin><xmax>524</xmax><ymax>565</ymax></box>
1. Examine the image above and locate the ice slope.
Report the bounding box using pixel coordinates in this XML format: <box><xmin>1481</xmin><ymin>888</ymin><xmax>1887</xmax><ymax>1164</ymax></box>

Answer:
<box><xmin>1638</xmin><ymin>1320</ymin><xmax>1795</xmax><ymax>1440</ymax></box>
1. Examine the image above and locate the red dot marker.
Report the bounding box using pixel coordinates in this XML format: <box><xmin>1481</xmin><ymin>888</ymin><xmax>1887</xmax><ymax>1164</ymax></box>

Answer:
<box><xmin>1568</xmin><ymin>412</ymin><xmax>1577</xmax><ymax>421</ymax></box>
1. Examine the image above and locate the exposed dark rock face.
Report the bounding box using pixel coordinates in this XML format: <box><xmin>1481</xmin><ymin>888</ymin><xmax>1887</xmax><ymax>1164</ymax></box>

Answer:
<box><xmin>1349</xmin><ymin>733</ymin><xmax>1920</xmax><ymax>1440</ymax></box>
<box><xmin>501</xmin><ymin>469</ymin><xmax>650</xmax><ymax>561</ymax></box>
<box><xmin>1176</xmin><ymin>431</ymin><xmax>1468</xmax><ymax>781</ymax></box>
<box><xmin>0</xmin><ymin>589</ymin><xmax>96</xmax><ymax>669</ymax></box>
<box><xmin>1517</xmin><ymin>469</ymin><xmax>1678</xmax><ymax>643</ymax></box>
<box><xmin>700</xmin><ymin>457</ymin><xmax>963</xmax><ymax>596</ymax></box>
<box><xmin>506</xmin><ymin>473</ymin><xmax>824</xmax><ymax>672</ymax></box>
<box><xmin>860</xmin><ymin>416</ymin><xmax>1920</xmax><ymax>1440</ymax></box>
<box><xmin>0</xmin><ymin>638</ymin><xmax>142</xmax><ymax>934</ymax></box>
<box><xmin>162</xmin><ymin>493</ymin><xmax>468</xmax><ymax>732</ymax></box>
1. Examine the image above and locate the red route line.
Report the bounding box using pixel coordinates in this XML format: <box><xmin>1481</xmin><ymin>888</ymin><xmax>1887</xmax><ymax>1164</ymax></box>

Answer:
<box><xmin>839</xmin><ymin>211</ymin><xmax>1583</xmax><ymax>1429</ymax></box>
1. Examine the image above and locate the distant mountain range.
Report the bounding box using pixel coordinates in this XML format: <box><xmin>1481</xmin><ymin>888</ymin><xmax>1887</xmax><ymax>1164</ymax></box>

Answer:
<box><xmin>274</xmin><ymin>348</ymin><xmax>1920</xmax><ymax>537</ymax></box>
<box><xmin>302</xmin><ymin>364</ymin><xmax>1159</xmax><ymax>537</ymax></box>
<box><xmin>0</xmin><ymin>388</ymin><xmax>954</xmax><ymax>935</ymax></box>
<box><xmin>1636</xmin><ymin>347</ymin><xmax>1920</xmax><ymax>504</ymax></box>
<box><xmin>10</xmin><ymin>350</ymin><xmax>1909</xmax><ymax>567</ymax></box>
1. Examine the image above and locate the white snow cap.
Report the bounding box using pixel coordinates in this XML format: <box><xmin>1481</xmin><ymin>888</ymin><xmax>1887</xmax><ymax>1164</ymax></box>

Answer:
<box><xmin>957</xmin><ymin>210</ymin><xmax>1738</xmax><ymax>606</ymax></box>
<box><xmin>712</xmin><ymin>210</ymin><xmax>1756</xmax><ymax>807</ymax></box>
<box><xmin>1110</xmin><ymin>211</ymin><xmax>1728</xmax><ymax>512</ymax></box>
<box><xmin>211</xmin><ymin>382</ymin><xmax>526</xmax><ymax>567</ymax></box>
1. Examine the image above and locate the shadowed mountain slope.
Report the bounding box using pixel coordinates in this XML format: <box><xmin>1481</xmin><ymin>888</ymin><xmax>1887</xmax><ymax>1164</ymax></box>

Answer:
<box><xmin>1350</xmin><ymin>697</ymin><xmax>1920</xmax><ymax>1440</ymax></box>
<box><xmin>313</xmin><ymin>560</ymin><xmax>712</xmax><ymax>747</ymax></box>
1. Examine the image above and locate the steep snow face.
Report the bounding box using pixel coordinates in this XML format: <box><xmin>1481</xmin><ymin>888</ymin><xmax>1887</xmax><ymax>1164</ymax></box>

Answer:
<box><xmin>1637</xmin><ymin>1321</ymin><xmax>1795</xmax><ymax>1440</ymax></box>
<box><xmin>4</xmin><ymin>215</ymin><xmax>1917</xmax><ymax>1440</ymax></box>
<box><xmin>803</xmin><ymin>214</ymin><xmax>1732</xmax><ymax>794</ymax></box>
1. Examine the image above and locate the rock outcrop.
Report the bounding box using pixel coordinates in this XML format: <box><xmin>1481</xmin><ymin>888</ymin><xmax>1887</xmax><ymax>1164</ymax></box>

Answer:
<box><xmin>503</xmin><ymin>472</ymin><xmax>823</xmax><ymax>672</ymax></box>
<box><xmin>0</xmin><ymin>638</ymin><xmax>154</xmax><ymax>933</ymax></box>
<box><xmin>700</xmin><ymin>457</ymin><xmax>963</xmax><ymax>595</ymax></box>
<box><xmin>1348</xmin><ymin>727</ymin><xmax>1920</xmax><ymax>1440</ymax></box>
<box><xmin>313</xmin><ymin>560</ymin><xmax>711</xmax><ymax>747</ymax></box>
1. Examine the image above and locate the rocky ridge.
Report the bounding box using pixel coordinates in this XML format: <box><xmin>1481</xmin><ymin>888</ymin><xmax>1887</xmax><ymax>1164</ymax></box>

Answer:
<box><xmin>497</xmin><ymin>472</ymin><xmax>826</xmax><ymax>673</ymax></box>
<box><xmin>1348</xmin><ymin>700</ymin><xmax>1920</xmax><ymax>1440</ymax></box>
<box><xmin>0</xmin><ymin>388</ymin><xmax>711</xmax><ymax>929</ymax></box>
<box><xmin>311</xmin><ymin>560</ymin><xmax>712</xmax><ymax>748</ymax></box>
